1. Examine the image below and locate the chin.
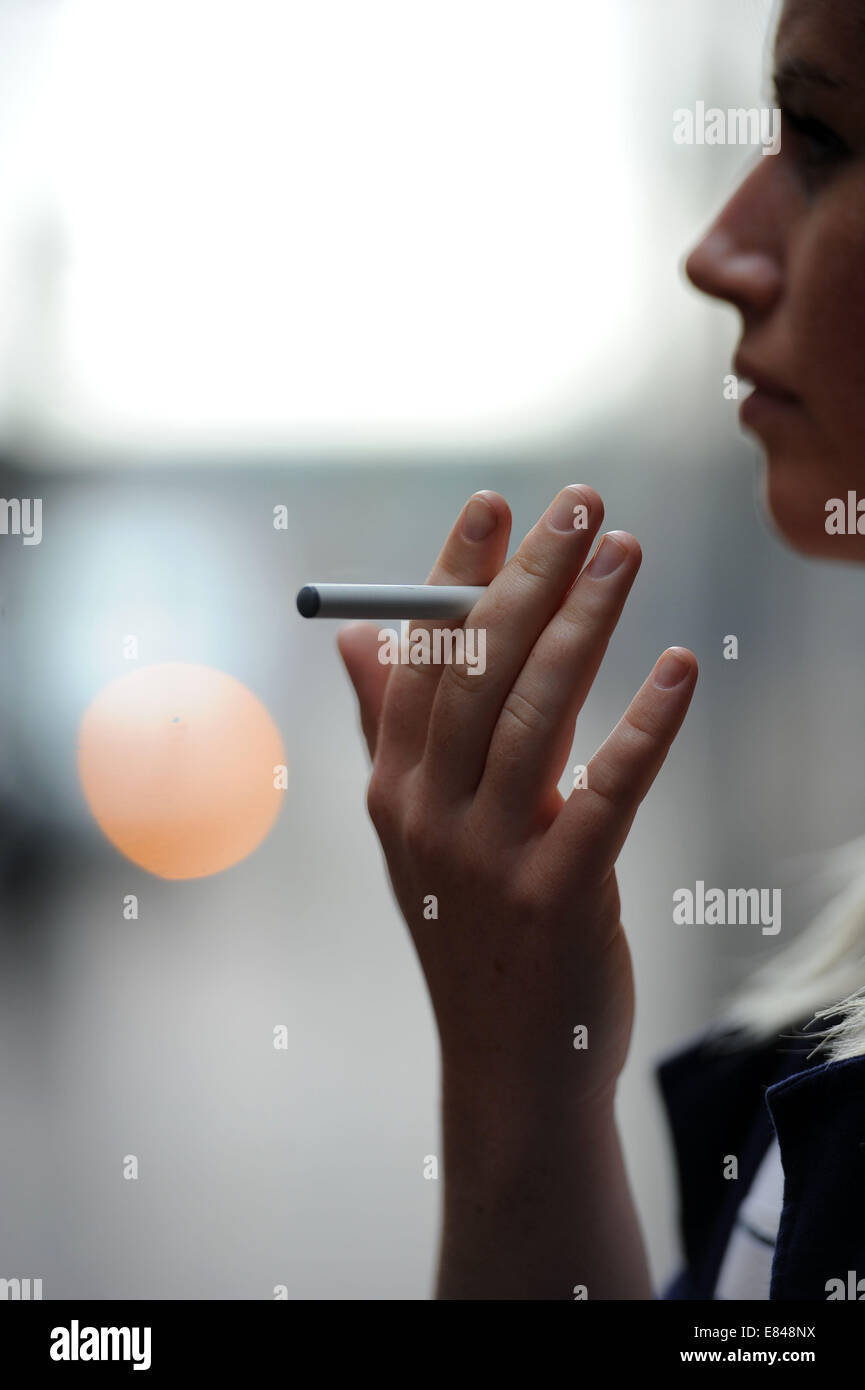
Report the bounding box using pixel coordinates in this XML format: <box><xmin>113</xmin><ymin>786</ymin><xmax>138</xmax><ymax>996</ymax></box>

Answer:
<box><xmin>761</xmin><ymin>454</ymin><xmax>865</xmax><ymax>561</ymax></box>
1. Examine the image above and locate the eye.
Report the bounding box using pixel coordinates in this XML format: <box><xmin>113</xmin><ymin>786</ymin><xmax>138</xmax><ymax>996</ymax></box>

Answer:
<box><xmin>778</xmin><ymin>104</ymin><xmax>850</xmax><ymax>171</ymax></box>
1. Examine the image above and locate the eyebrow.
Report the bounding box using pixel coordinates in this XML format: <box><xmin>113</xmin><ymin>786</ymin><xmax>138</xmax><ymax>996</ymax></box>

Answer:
<box><xmin>773</xmin><ymin>57</ymin><xmax>847</xmax><ymax>93</ymax></box>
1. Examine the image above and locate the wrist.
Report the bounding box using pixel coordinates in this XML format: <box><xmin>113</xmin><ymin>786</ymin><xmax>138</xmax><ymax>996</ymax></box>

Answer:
<box><xmin>439</xmin><ymin>1044</ymin><xmax>620</xmax><ymax>1125</ymax></box>
<box><xmin>439</xmin><ymin>1054</ymin><xmax>618</xmax><ymax>1186</ymax></box>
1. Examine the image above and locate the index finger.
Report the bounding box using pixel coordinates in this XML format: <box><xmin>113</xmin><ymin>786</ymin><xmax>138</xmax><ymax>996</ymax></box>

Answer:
<box><xmin>375</xmin><ymin>491</ymin><xmax>512</xmax><ymax>776</ymax></box>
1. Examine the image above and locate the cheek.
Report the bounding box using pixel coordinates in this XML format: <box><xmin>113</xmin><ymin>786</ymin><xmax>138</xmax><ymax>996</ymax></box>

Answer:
<box><xmin>765</xmin><ymin>182</ymin><xmax>865</xmax><ymax>556</ymax></box>
<box><xmin>789</xmin><ymin>183</ymin><xmax>865</xmax><ymax>457</ymax></box>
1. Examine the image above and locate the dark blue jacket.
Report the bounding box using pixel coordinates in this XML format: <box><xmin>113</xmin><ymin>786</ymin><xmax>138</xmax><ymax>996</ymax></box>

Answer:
<box><xmin>655</xmin><ymin>1021</ymin><xmax>865</xmax><ymax>1300</ymax></box>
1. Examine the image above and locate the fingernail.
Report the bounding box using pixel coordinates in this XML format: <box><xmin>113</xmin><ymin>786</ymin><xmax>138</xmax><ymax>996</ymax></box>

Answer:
<box><xmin>654</xmin><ymin>650</ymin><xmax>691</xmax><ymax>689</ymax></box>
<box><xmin>586</xmin><ymin>533</ymin><xmax>628</xmax><ymax>579</ymax></box>
<box><xmin>550</xmin><ymin>485</ymin><xmax>592</xmax><ymax>534</ymax></box>
<box><xmin>462</xmin><ymin>494</ymin><xmax>497</xmax><ymax>541</ymax></box>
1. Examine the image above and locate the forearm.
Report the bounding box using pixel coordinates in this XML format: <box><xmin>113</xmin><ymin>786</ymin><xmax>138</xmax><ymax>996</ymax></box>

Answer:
<box><xmin>435</xmin><ymin>1065</ymin><xmax>653</xmax><ymax>1300</ymax></box>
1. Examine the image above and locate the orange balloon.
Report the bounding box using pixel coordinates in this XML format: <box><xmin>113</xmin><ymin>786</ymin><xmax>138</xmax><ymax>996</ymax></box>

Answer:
<box><xmin>77</xmin><ymin>662</ymin><xmax>286</xmax><ymax>879</ymax></box>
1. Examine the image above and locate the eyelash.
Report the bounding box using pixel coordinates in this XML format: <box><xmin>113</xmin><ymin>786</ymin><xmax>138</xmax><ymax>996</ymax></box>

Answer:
<box><xmin>776</xmin><ymin>103</ymin><xmax>851</xmax><ymax>171</ymax></box>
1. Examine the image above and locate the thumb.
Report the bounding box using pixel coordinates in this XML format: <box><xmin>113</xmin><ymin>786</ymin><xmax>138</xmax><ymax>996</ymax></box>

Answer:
<box><xmin>336</xmin><ymin>621</ymin><xmax>391</xmax><ymax>762</ymax></box>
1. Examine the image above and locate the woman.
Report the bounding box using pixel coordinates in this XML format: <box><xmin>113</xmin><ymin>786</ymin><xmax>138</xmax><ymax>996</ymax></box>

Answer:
<box><xmin>336</xmin><ymin>0</ymin><xmax>865</xmax><ymax>1299</ymax></box>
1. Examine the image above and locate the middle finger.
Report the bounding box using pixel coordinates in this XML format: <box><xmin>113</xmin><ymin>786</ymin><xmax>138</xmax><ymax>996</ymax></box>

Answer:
<box><xmin>473</xmin><ymin>528</ymin><xmax>642</xmax><ymax>831</ymax></box>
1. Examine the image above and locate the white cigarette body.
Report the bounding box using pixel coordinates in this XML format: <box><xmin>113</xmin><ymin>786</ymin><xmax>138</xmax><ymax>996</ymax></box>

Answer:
<box><xmin>296</xmin><ymin>583</ymin><xmax>486</xmax><ymax>619</ymax></box>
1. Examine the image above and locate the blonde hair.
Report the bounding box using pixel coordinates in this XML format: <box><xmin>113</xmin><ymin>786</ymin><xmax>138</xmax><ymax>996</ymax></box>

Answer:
<box><xmin>711</xmin><ymin>835</ymin><xmax>865</xmax><ymax>1062</ymax></box>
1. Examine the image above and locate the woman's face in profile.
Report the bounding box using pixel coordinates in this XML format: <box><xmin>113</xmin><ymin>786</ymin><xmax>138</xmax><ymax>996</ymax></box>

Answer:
<box><xmin>686</xmin><ymin>0</ymin><xmax>865</xmax><ymax>561</ymax></box>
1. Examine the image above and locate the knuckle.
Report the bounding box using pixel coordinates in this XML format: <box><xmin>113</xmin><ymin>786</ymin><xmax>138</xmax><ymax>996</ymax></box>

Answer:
<box><xmin>554</xmin><ymin>599</ymin><xmax>596</xmax><ymax>640</ymax></box>
<box><xmin>513</xmin><ymin>548</ymin><xmax>553</xmax><ymax>586</ymax></box>
<box><xmin>501</xmin><ymin>687</ymin><xmax>551</xmax><ymax>737</ymax></box>
<box><xmin>366</xmin><ymin>773</ymin><xmax>394</xmax><ymax>829</ymax></box>
<box><xmin>402</xmin><ymin>800</ymin><xmax>433</xmax><ymax>855</ymax></box>
<box><xmin>402</xmin><ymin>806</ymin><xmax>453</xmax><ymax>870</ymax></box>
<box><xmin>584</xmin><ymin>778</ymin><xmax>619</xmax><ymax>817</ymax></box>
<box><xmin>622</xmin><ymin>705</ymin><xmax>663</xmax><ymax>744</ymax></box>
<box><xmin>441</xmin><ymin>658</ymin><xmax>487</xmax><ymax>697</ymax></box>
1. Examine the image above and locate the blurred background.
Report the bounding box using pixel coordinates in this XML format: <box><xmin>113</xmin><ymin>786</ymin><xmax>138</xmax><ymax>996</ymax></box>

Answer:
<box><xmin>2</xmin><ymin>0</ymin><xmax>865</xmax><ymax>1299</ymax></box>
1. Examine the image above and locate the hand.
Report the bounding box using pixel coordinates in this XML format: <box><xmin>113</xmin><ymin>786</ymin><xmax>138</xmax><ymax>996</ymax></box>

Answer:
<box><xmin>337</xmin><ymin>486</ymin><xmax>697</xmax><ymax>1107</ymax></box>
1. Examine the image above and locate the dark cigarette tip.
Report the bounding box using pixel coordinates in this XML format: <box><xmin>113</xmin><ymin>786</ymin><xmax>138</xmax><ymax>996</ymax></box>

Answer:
<box><xmin>296</xmin><ymin>585</ymin><xmax>320</xmax><ymax>618</ymax></box>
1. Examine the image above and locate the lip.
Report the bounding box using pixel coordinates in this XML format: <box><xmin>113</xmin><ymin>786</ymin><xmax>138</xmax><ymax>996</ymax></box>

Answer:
<box><xmin>734</xmin><ymin>355</ymin><xmax>802</xmax><ymax>427</ymax></box>
<box><xmin>734</xmin><ymin>356</ymin><xmax>800</xmax><ymax>402</ymax></box>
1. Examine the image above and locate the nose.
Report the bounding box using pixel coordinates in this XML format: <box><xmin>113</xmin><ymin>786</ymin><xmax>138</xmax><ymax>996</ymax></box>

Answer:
<box><xmin>684</xmin><ymin>158</ymin><xmax>786</xmax><ymax>316</ymax></box>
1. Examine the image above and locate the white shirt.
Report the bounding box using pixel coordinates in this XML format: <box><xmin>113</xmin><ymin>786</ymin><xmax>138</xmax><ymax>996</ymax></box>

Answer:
<box><xmin>713</xmin><ymin>1137</ymin><xmax>785</xmax><ymax>1300</ymax></box>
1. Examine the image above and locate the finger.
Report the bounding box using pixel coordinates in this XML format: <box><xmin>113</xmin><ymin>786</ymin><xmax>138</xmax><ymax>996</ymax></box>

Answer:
<box><xmin>375</xmin><ymin>490</ymin><xmax>512</xmax><ymax>775</ymax></box>
<box><xmin>540</xmin><ymin>647</ymin><xmax>698</xmax><ymax>884</ymax></box>
<box><xmin>422</xmin><ymin>484</ymin><xmax>604</xmax><ymax>804</ymax></box>
<box><xmin>473</xmin><ymin>531</ymin><xmax>642</xmax><ymax>831</ymax></box>
<box><xmin>337</xmin><ymin>621</ymin><xmax>392</xmax><ymax>762</ymax></box>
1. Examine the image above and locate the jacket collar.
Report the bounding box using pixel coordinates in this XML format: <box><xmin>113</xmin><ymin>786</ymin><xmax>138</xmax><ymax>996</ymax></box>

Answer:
<box><xmin>656</xmin><ymin>1022</ymin><xmax>865</xmax><ymax>1300</ymax></box>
